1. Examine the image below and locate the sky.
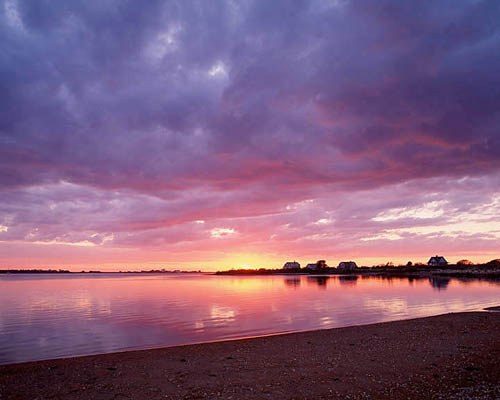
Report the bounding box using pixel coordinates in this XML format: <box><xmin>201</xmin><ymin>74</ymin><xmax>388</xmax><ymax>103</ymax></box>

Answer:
<box><xmin>1</xmin><ymin>0</ymin><xmax>499</xmax><ymax>271</ymax></box>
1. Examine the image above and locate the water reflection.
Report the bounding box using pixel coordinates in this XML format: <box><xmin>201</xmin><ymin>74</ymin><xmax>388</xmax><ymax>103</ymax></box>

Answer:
<box><xmin>1</xmin><ymin>273</ymin><xmax>499</xmax><ymax>365</ymax></box>
<box><xmin>429</xmin><ymin>276</ymin><xmax>451</xmax><ymax>290</ymax></box>
<box><xmin>407</xmin><ymin>276</ymin><xmax>428</xmax><ymax>285</ymax></box>
<box><xmin>284</xmin><ymin>277</ymin><xmax>301</xmax><ymax>288</ymax></box>
<box><xmin>338</xmin><ymin>275</ymin><xmax>358</xmax><ymax>286</ymax></box>
<box><xmin>307</xmin><ymin>276</ymin><xmax>330</xmax><ymax>288</ymax></box>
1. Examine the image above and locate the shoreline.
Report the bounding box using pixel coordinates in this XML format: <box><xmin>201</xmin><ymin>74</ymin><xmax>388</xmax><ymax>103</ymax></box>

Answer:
<box><xmin>2</xmin><ymin>311</ymin><xmax>500</xmax><ymax>399</ymax></box>
<box><xmin>215</xmin><ymin>268</ymin><xmax>500</xmax><ymax>278</ymax></box>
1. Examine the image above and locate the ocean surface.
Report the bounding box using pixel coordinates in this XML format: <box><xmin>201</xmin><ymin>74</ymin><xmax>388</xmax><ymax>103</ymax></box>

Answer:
<box><xmin>1</xmin><ymin>273</ymin><xmax>499</xmax><ymax>365</ymax></box>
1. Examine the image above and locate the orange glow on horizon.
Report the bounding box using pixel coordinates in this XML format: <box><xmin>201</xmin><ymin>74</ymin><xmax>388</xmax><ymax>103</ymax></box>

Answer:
<box><xmin>0</xmin><ymin>240</ymin><xmax>498</xmax><ymax>272</ymax></box>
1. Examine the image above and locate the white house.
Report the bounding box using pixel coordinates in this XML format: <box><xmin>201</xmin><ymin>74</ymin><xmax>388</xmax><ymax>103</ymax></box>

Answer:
<box><xmin>305</xmin><ymin>263</ymin><xmax>319</xmax><ymax>271</ymax></box>
<box><xmin>338</xmin><ymin>261</ymin><xmax>358</xmax><ymax>271</ymax></box>
<box><xmin>283</xmin><ymin>261</ymin><xmax>301</xmax><ymax>270</ymax></box>
<box><xmin>428</xmin><ymin>256</ymin><xmax>448</xmax><ymax>267</ymax></box>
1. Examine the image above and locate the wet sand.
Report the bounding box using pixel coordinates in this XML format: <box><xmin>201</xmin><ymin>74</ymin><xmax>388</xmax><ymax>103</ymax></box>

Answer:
<box><xmin>1</xmin><ymin>312</ymin><xmax>500</xmax><ymax>399</ymax></box>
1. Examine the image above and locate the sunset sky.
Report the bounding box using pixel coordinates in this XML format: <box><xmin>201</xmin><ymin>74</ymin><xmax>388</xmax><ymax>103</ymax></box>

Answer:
<box><xmin>1</xmin><ymin>0</ymin><xmax>499</xmax><ymax>271</ymax></box>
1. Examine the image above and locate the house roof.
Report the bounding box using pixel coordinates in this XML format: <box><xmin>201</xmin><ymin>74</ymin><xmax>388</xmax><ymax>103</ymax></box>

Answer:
<box><xmin>428</xmin><ymin>256</ymin><xmax>447</xmax><ymax>263</ymax></box>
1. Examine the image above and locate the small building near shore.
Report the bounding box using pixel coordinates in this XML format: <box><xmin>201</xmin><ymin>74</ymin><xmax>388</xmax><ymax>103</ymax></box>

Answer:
<box><xmin>305</xmin><ymin>263</ymin><xmax>320</xmax><ymax>271</ymax></box>
<box><xmin>338</xmin><ymin>261</ymin><xmax>358</xmax><ymax>271</ymax></box>
<box><xmin>283</xmin><ymin>261</ymin><xmax>301</xmax><ymax>270</ymax></box>
<box><xmin>305</xmin><ymin>260</ymin><xmax>328</xmax><ymax>271</ymax></box>
<box><xmin>427</xmin><ymin>256</ymin><xmax>448</xmax><ymax>267</ymax></box>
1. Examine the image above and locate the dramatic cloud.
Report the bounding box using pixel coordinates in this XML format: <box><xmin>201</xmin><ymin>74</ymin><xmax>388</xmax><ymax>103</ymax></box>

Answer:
<box><xmin>1</xmin><ymin>0</ymin><xmax>499</xmax><ymax>269</ymax></box>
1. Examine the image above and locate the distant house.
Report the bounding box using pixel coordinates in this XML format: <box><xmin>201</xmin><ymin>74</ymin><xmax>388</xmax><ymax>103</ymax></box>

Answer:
<box><xmin>427</xmin><ymin>256</ymin><xmax>448</xmax><ymax>267</ymax></box>
<box><xmin>283</xmin><ymin>261</ymin><xmax>300</xmax><ymax>270</ymax></box>
<box><xmin>338</xmin><ymin>261</ymin><xmax>358</xmax><ymax>271</ymax></box>
<box><xmin>305</xmin><ymin>263</ymin><xmax>320</xmax><ymax>271</ymax></box>
<box><xmin>305</xmin><ymin>260</ymin><xmax>328</xmax><ymax>271</ymax></box>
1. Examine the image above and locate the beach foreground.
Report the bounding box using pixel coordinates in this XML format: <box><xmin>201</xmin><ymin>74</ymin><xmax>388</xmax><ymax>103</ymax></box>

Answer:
<box><xmin>1</xmin><ymin>312</ymin><xmax>500</xmax><ymax>400</ymax></box>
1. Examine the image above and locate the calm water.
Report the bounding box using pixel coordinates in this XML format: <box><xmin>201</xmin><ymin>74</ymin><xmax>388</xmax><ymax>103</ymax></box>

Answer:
<box><xmin>1</xmin><ymin>273</ymin><xmax>499</xmax><ymax>365</ymax></box>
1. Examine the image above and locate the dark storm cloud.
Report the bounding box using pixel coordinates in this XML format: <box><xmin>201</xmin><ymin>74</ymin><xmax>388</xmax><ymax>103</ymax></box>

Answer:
<box><xmin>1</xmin><ymin>0</ymin><xmax>498</xmax><ymax>193</ymax></box>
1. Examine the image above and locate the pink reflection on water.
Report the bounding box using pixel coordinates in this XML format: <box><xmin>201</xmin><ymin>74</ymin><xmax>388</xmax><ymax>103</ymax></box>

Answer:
<box><xmin>0</xmin><ymin>273</ymin><xmax>499</xmax><ymax>365</ymax></box>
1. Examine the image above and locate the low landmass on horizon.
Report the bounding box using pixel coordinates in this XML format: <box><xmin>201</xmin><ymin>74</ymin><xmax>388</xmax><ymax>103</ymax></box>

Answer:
<box><xmin>0</xmin><ymin>1</ymin><xmax>499</xmax><ymax>271</ymax></box>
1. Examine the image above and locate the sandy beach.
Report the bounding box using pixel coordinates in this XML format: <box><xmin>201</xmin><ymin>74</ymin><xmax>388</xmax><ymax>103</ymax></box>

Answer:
<box><xmin>1</xmin><ymin>311</ymin><xmax>500</xmax><ymax>400</ymax></box>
